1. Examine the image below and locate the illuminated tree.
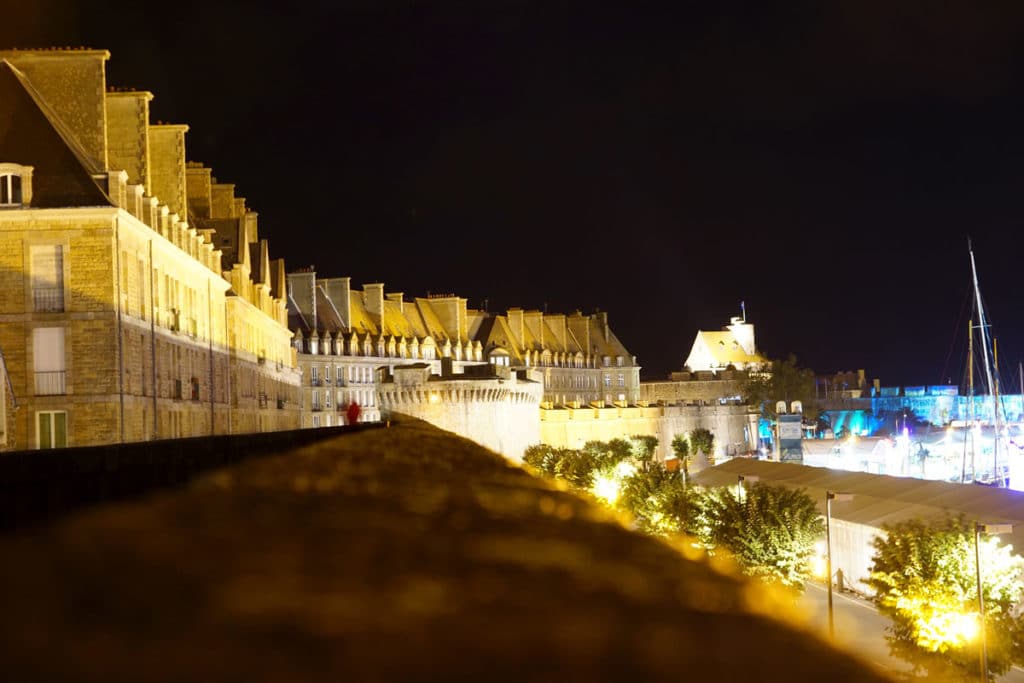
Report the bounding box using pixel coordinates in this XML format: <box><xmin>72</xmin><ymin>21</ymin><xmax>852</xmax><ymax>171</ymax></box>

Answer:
<box><xmin>523</xmin><ymin>444</ymin><xmax>598</xmax><ymax>490</ymax></box>
<box><xmin>743</xmin><ymin>354</ymin><xmax>818</xmax><ymax>421</ymax></box>
<box><xmin>617</xmin><ymin>462</ymin><xmax>695</xmax><ymax>536</ymax></box>
<box><xmin>867</xmin><ymin>516</ymin><xmax>1024</xmax><ymax>680</ymax></box>
<box><xmin>671</xmin><ymin>433</ymin><xmax>691</xmax><ymax>478</ymax></box>
<box><xmin>629</xmin><ymin>435</ymin><xmax>659</xmax><ymax>471</ymax></box>
<box><xmin>689</xmin><ymin>428</ymin><xmax>715</xmax><ymax>459</ymax></box>
<box><xmin>697</xmin><ymin>483</ymin><xmax>825</xmax><ymax>589</ymax></box>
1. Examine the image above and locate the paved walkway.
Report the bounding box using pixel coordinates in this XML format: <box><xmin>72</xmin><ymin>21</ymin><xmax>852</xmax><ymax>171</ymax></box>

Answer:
<box><xmin>0</xmin><ymin>421</ymin><xmax>894</xmax><ymax>681</ymax></box>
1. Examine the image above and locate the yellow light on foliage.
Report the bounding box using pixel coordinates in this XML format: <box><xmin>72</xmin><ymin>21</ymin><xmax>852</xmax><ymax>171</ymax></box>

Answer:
<box><xmin>915</xmin><ymin>610</ymin><xmax>979</xmax><ymax>652</ymax></box>
<box><xmin>591</xmin><ymin>474</ymin><xmax>620</xmax><ymax>504</ymax></box>
<box><xmin>894</xmin><ymin>594</ymin><xmax>980</xmax><ymax>652</ymax></box>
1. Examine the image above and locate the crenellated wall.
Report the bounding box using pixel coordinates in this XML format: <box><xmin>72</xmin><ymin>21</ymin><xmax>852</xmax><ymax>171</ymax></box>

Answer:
<box><xmin>378</xmin><ymin>365</ymin><xmax>543</xmax><ymax>462</ymax></box>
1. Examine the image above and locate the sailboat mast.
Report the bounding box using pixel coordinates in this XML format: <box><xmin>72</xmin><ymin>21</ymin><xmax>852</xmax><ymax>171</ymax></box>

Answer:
<box><xmin>995</xmin><ymin>338</ymin><xmax>1002</xmax><ymax>483</ymax></box>
<box><xmin>964</xmin><ymin>320</ymin><xmax>974</xmax><ymax>483</ymax></box>
<box><xmin>969</xmin><ymin>244</ymin><xmax>1002</xmax><ymax>485</ymax></box>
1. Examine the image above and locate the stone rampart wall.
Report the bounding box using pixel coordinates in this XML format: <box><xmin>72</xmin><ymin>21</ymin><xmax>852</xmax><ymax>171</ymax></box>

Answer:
<box><xmin>540</xmin><ymin>404</ymin><xmax>759</xmax><ymax>460</ymax></box>
<box><xmin>380</xmin><ymin>379</ymin><xmax>542</xmax><ymax>462</ymax></box>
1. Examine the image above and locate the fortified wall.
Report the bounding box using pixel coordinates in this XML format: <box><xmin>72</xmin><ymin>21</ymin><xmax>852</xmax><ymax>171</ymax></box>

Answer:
<box><xmin>638</xmin><ymin>370</ymin><xmax>747</xmax><ymax>405</ymax></box>
<box><xmin>377</xmin><ymin>362</ymin><xmax>543</xmax><ymax>462</ymax></box>
<box><xmin>540</xmin><ymin>403</ymin><xmax>759</xmax><ymax>461</ymax></box>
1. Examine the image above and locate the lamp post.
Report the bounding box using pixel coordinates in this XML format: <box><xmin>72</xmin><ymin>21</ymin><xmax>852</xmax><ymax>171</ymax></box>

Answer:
<box><xmin>825</xmin><ymin>490</ymin><xmax>853</xmax><ymax>639</ymax></box>
<box><xmin>974</xmin><ymin>522</ymin><xmax>1013</xmax><ymax>683</ymax></box>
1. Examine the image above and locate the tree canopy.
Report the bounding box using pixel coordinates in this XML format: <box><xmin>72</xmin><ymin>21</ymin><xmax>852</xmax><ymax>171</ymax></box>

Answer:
<box><xmin>867</xmin><ymin>516</ymin><xmax>1024</xmax><ymax>679</ymax></box>
<box><xmin>743</xmin><ymin>354</ymin><xmax>818</xmax><ymax>421</ymax></box>
<box><xmin>694</xmin><ymin>483</ymin><xmax>825</xmax><ymax>589</ymax></box>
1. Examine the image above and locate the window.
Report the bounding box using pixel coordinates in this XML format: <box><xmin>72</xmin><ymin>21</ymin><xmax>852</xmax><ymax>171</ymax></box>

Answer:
<box><xmin>33</xmin><ymin>327</ymin><xmax>66</xmax><ymax>395</ymax></box>
<box><xmin>36</xmin><ymin>410</ymin><xmax>67</xmax><ymax>449</ymax></box>
<box><xmin>0</xmin><ymin>173</ymin><xmax>21</xmax><ymax>205</ymax></box>
<box><xmin>604</xmin><ymin>374</ymin><xmax>611</xmax><ymax>387</ymax></box>
<box><xmin>312</xmin><ymin>414</ymin><xmax>321</xmax><ymax>428</ymax></box>
<box><xmin>617</xmin><ymin>373</ymin><xmax>625</xmax><ymax>387</ymax></box>
<box><xmin>31</xmin><ymin>245</ymin><xmax>64</xmax><ymax>312</ymax></box>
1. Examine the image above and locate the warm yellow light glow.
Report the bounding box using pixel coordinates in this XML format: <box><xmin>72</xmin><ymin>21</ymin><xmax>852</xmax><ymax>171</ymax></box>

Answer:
<box><xmin>915</xmin><ymin>609</ymin><xmax>979</xmax><ymax>652</ymax></box>
<box><xmin>591</xmin><ymin>474</ymin><xmax>620</xmax><ymax>504</ymax></box>
<box><xmin>614</xmin><ymin>461</ymin><xmax>637</xmax><ymax>479</ymax></box>
<box><xmin>811</xmin><ymin>554</ymin><xmax>827</xmax><ymax>578</ymax></box>
<box><xmin>428</xmin><ymin>392</ymin><xmax>440</xmax><ymax>404</ymax></box>
<box><xmin>894</xmin><ymin>593</ymin><xmax>980</xmax><ymax>652</ymax></box>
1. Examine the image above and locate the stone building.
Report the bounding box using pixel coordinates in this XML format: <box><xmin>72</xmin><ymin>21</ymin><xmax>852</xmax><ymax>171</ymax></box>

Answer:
<box><xmin>473</xmin><ymin>308</ymin><xmax>641</xmax><ymax>407</ymax></box>
<box><xmin>0</xmin><ymin>49</ymin><xmax>298</xmax><ymax>450</ymax></box>
<box><xmin>286</xmin><ymin>268</ymin><xmax>640</xmax><ymax>428</ymax></box>
<box><xmin>286</xmin><ymin>270</ymin><xmax>485</xmax><ymax>427</ymax></box>
<box><xmin>684</xmin><ymin>315</ymin><xmax>767</xmax><ymax>373</ymax></box>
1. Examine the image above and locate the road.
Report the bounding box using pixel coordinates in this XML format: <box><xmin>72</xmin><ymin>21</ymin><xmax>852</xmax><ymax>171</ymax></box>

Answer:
<box><xmin>797</xmin><ymin>582</ymin><xmax>1024</xmax><ymax>681</ymax></box>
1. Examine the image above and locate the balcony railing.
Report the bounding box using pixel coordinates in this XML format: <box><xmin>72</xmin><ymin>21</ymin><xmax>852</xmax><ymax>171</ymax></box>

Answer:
<box><xmin>336</xmin><ymin>378</ymin><xmax>347</xmax><ymax>386</ymax></box>
<box><xmin>311</xmin><ymin>378</ymin><xmax>322</xmax><ymax>386</ymax></box>
<box><xmin>33</xmin><ymin>287</ymin><xmax>64</xmax><ymax>312</ymax></box>
<box><xmin>34</xmin><ymin>370</ymin><xmax>66</xmax><ymax>395</ymax></box>
<box><xmin>311</xmin><ymin>404</ymin><xmax>323</xmax><ymax>412</ymax></box>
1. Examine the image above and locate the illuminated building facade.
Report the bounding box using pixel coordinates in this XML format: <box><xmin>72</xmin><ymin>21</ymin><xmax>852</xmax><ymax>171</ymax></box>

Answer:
<box><xmin>684</xmin><ymin>315</ymin><xmax>767</xmax><ymax>373</ymax></box>
<box><xmin>287</xmin><ymin>269</ymin><xmax>484</xmax><ymax>426</ymax></box>
<box><xmin>287</xmin><ymin>268</ymin><xmax>642</xmax><ymax>430</ymax></box>
<box><xmin>0</xmin><ymin>49</ymin><xmax>299</xmax><ymax>450</ymax></box>
<box><xmin>475</xmin><ymin>308</ymin><xmax>641</xmax><ymax>407</ymax></box>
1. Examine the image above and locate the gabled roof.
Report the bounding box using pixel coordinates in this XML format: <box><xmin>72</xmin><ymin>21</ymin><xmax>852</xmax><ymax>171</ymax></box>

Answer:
<box><xmin>691</xmin><ymin>330</ymin><xmax>765</xmax><ymax>366</ymax></box>
<box><xmin>413</xmin><ymin>299</ymin><xmax>450</xmax><ymax>341</ymax></box>
<box><xmin>348</xmin><ymin>292</ymin><xmax>377</xmax><ymax>336</ymax></box>
<box><xmin>0</xmin><ymin>60</ymin><xmax>110</xmax><ymax>208</ymax></box>
<box><xmin>380</xmin><ymin>300</ymin><xmax>417</xmax><ymax>339</ymax></box>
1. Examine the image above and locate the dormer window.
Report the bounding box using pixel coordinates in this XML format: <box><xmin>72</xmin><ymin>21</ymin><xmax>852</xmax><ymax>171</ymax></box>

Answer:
<box><xmin>0</xmin><ymin>164</ymin><xmax>33</xmax><ymax>207</ymax></box>
<box><xmin>1</xmin><ymin>174</ymin><xmax>21</xmax><ymax>205</ymax></box>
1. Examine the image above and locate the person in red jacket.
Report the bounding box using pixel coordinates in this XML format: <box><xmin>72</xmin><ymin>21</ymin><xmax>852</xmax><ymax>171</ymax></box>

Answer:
<box><xmin>346</xmin><ymin>400</ymin><xmax>361</xmax><ymax>425</ymax></box>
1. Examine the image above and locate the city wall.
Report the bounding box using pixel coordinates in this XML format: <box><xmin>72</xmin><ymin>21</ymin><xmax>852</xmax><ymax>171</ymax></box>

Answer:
<box><xmin>539</xmin><ymin>403</ymin><xmax>759</xmax><ymax>460</ymax></box>
<box><xmin>378</xmin><ymin>365</ymin><xmax>543</xmax><ymax>462</ymax></box>
<box><xmin>638</xmin><ymin>375</ymin><xmax>746</xmax><ymax>405</ymax></box>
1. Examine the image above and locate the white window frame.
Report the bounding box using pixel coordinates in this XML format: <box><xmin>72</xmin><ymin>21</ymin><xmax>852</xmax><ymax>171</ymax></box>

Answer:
<box><xmin>0</xmin><ymin>163</ymin><xmax>33</xmax><ymax>207</ymax></box>
<box><xmin>30</xmin><ymin>244</ymin><xmax>65</xmax><ymax>312</ymax></box>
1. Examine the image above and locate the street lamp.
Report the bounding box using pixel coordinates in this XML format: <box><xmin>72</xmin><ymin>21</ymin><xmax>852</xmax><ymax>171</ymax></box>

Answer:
<box><xmin>974</xmin><ymin>521</ymin><xmax>1013</xmax><ymax>683</ymax></box>
<box><xmin>736</xmin><ymin>474</ymin><xmax>759</xmax><ymax>500</ymax></box>
<box><xmin>825</xmin><ymin>489</ymin><xmax>854</xmax><ymax>639</ymax></box>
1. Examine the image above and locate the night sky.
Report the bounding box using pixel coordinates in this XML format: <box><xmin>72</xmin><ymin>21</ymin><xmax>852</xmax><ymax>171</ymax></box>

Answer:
<box><xmin>8</xmin><ymin>1</ymin><xmax>1024</xmax><ymax>387</ymax></box>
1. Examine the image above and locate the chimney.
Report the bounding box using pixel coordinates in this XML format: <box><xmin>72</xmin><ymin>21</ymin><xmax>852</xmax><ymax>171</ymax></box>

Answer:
<box><xmin>148</xmin><ymin>124</ymin><xmax>190</xmax><ymax>217</ymax></box>
<box><xmin>321</xmin><ymin>277</ymin><xmax>351</xmax><ymax>329</ymax></box>
<box><xmin>524</xmin><ymin>310</ymin><xmax>545</xmax><ymax>348</ymax></box>
<box><xmin>387</xmin><ymin>292</ymin><xmax>404</xmax><ymax>315</ymax></box>
<box><xmin>568</xmin><ymin>311</ymin><xmax>590</xmax><ymax>351</ymax></box>
<box><xmin>507</xmin><ymin>308</ymin><xmax>524</xmax><ymax>348</ymax></box>
<box><xmin>595</xmin><ymin>310</ymin><xmax>609</xmax><ymax>341</ymax></box>
<box><xmin>106</xmin><ymin>90</ymin><xmax>153</xmax><ymax>193</ymax></box>
<box><xmin>287</xmin><ymin>270</ymin><xmax>317</xmax><ymax>329</ymax></box>
<box><xmin>363</xmin><ymin>283</ymin><xmax>385</xmax><ymax>327</ymax></box>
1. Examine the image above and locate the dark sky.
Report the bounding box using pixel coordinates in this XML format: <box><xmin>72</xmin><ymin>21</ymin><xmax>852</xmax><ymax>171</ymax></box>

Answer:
<box><xmin>8</xmin><ymin>1</ymin><xmax>1024</xmax><ymax>387</ymax></box>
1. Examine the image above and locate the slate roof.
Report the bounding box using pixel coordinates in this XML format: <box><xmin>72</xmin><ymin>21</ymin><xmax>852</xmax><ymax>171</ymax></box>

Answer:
<box><xmin>0</xmin><ymin>60</ymin><xmax>111</xmax><ymax>208</ymax></box>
